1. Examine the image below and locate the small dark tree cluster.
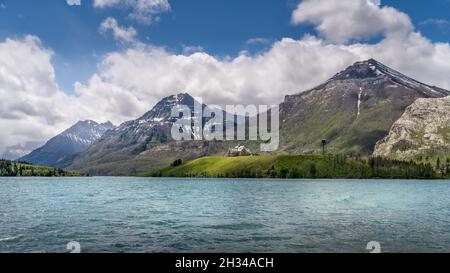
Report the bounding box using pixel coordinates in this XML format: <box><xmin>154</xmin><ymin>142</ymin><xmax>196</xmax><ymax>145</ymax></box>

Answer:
<box><xmin>171</xmin><ymin>159</ymin><xmax>183</xmax><ymax>167</ymax></box>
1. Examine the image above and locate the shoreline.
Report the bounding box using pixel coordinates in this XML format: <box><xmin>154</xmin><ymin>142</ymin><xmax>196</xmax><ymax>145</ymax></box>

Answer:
<box><xmin>2</xmin><ymin>175</ymin><xmax>449</xmax><ymax>180</ymax></box>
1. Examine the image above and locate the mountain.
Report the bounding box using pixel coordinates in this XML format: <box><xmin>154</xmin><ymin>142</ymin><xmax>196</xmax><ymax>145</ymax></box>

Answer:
<box><xmin>68</xmin><ymin>59</ymin><xmax>450</xmax><ymax>176</ymax></box>
<box><xmin>68</xmin><ymin>93</ymin><xmax>233</xmax><ymax>175</ymax></box>
<box><xmin>278</xmin><ymin>59</ymin><xmax>450</xmax><ymax>155</ymax></box>
<box><xmin>374</xmin><ymin>96</ymin><xmax>450</xmax><ymax>160</ymax></box>
<box><xmin>20</xmin><ymin>120</ymin><xmax>115</xmax><ymax>168</ymax></box>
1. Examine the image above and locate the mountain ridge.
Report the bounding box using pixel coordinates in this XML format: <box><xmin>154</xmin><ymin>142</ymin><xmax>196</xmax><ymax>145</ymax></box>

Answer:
<box><xmin>20</xmin><ymin>120</ymin><xmax>115</xmax><ymax>168</ymax></box>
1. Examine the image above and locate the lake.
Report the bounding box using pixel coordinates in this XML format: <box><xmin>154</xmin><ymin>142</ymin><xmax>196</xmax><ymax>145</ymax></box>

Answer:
<box><xmin>1</xmin><ymin>177</ymin><xmax>450</xmax><ymax>253</ymax></box>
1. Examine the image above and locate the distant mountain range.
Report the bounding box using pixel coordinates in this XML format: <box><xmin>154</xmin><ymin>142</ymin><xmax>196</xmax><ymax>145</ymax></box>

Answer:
<box><xmin>20</xmin><ymin>120</ymin><xmax>115</xmax><ymax>168</ymax></box>
<box><xmin>1</xmin><ymin>141</ymin><xmax>42</xmax><ymax>161</ymax></box>
<box><xmin>20</xmin><ymin>59</ymin><xmax>450</xmax><ymax>175</ymax></box>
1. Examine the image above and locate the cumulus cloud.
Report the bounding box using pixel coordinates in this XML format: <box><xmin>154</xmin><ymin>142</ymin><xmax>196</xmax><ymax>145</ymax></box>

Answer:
<box><xmin>4</xmin><ymin>0</ymin><xmax>450</xmax><ymax>155</ymax></box>
<box><xmin>0</xmin><ymin>36</ymin><xmax>78</xmax><ymax>154</ymax></box>
<box><xmin>100</xmin><ymin>17</ymin><xmax>137</xmax><ymax>44</ymax></box>
<box><xmin>93</xmin><ymin>0</ymin><xmax>171</xmax><ymax>25</ymax></box>
<box><xmin>71</xmin><ymin>32</ymin><xmax>450</xmax><ymax>114</ymax></box>
<box><xmin>66</xmin><ymin>0</ymin><xmax>81</xmax><ymax>6</ymax></box>
<box><xmin>73</xmin><ymin>39</ymin><xmax>354</xmax><ymax>109</ymax></box>
<box><xmin>292</xmin><ymin>0</ymin><xmax>413</xmax><ymax>44</ymax></box>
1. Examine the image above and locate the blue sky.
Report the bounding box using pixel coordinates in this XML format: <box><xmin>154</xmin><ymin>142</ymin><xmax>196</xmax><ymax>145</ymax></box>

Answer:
<box><xmin>1</xmin><ymin>0</ymin><xmax>450</xmax><ymax>92</ymax></box>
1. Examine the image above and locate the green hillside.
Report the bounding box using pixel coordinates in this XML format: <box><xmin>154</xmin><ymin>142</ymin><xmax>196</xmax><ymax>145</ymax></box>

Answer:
<box><xmin>144</xmin><ymin>155</ymin><xmax>438</xmax><ymax>179</ymax></box>
<box><xmin>0</xmin><ymin>160</ymin><xmax>83</xmax><ymax>177</ymax></box>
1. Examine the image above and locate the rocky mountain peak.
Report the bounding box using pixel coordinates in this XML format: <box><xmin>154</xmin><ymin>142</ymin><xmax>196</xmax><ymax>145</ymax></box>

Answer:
<box><xmin>71</xmin><ymin>120</ymin><xmax>97</xmax><ymax>130</ymax></box>
<box><xmin>329</xmin><ymin>58</ymin><xmax>420</xmax><ymax>81</ymax></box>
<box><xmin>100</xmin><ymin>121</ymin><xmax>115</xmax><ymax>128</ymax></box>
<box><xmin>138</xmin><ymin>93</ymin><xmax>197</xmax><ymax>122</ymax></box>
<box><xmin>328</xmin><ymin>59</ymin><xmax>449</xmax><ymax>97</ymax></box>
<box><xmin>330</xmin><ymin>59</ymin><xmax>382</xmax><ymax>80</ymax></box>
<box><xmin>62</xmin><ymin>120</ymin><xmax>115</xmax><ymax>142</ymax></box>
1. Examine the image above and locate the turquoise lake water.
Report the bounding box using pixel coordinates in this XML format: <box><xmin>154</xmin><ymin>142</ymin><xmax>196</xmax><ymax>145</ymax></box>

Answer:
<box><xmin>1</xmin><ymin>177</ymin><xmax>450</xmax><ymax>253</ymax></box>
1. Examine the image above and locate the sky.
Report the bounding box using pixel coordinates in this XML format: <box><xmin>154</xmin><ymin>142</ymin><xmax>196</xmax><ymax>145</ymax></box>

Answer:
<box><xmin>2</xmin><ymin>0</ymin><xmax>450</xmax><ymax>157</ymax></box>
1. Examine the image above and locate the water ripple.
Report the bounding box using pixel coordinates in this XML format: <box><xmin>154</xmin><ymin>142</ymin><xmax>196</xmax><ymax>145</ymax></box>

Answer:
<box><xmin>2</xmin><ymin>177</ymin><xmax>450</xmax><ymax>252</ymax></box>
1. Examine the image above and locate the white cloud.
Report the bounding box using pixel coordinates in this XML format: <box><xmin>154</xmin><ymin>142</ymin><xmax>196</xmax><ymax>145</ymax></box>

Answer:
<box><xmin>66</xmin><ymin>0</ymin><xmax>81</xmax><ymax>6</ymax></box>
<box><xmin>100</xmin><ymin>17</ymin><xmax>137</xmax><ymax>44</ymax></box>
<box><xmin>420</xmin><ymin>19</ymin><xmax>450</xmax><ymax>27</ymax></box>
<box><xmin>0</xmin><ymin>36</ymin><xmax>78</xmax><ymax>154</ymax></box>
<box><xmin>72</xmin><ymin>32</ymin><xmax>450</xmax><ymax>111</ymax></box>
<box><xmin>93</xmin><ymin>0</ymin><xmax>171</xmax><ymax>25</ymax></box>
<box><xmin>74</xmin><ymin>39</ymin><xmax>352</xmax><ymax>109</ymax></box>
<box><xmin>420</xmin><ymin>18</ymin><xmax>450</xmax><ymax>35</ymax></box>
<box><xmin>245</xmin><ymin>38</ymin><xmax>271</xmax><ymax>45</ymax></box>
<box><xmin>93</xmin><ymin>0</ymin><xmax>120</xmax><ymax>6</ymax></box>
<box><xmin>292</xmin><ymin>0</ymin><xmax>413</xmax><ymax>44</ymax></box>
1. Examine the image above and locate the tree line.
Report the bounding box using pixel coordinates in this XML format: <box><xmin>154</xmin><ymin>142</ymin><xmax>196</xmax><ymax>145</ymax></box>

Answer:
<box><xmin>151</xmin><ymin>154</ymin><xmax>440</xmax><ymax>179</ymax></box>
<box><xmin>0</xmin><ymin>160</ymin><xmax>75</xmax><ymax>177</ymax></box>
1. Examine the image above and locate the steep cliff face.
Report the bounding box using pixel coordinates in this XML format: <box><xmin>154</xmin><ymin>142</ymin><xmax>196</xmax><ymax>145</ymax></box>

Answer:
<box><xmin>374</xmin><ymin>96</ymin><xmax>450</xmax><ymax>160</ymax></box>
